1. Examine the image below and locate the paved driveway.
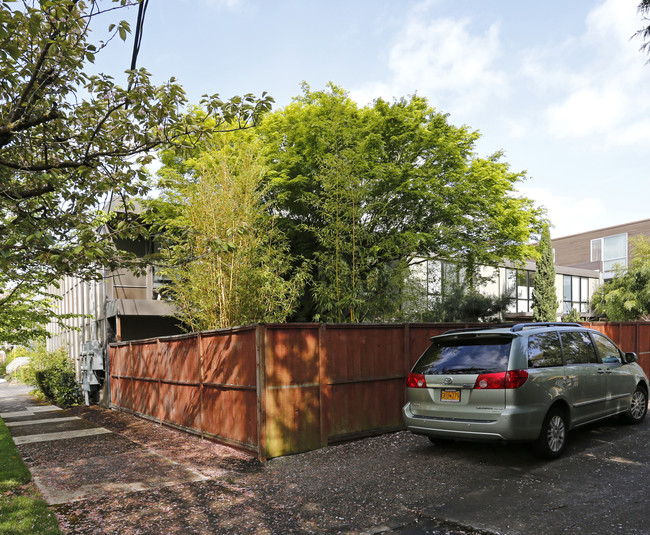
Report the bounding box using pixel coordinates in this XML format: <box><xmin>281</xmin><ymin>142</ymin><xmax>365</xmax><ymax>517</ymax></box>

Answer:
<box><xmin>259</xmin><ymin>416</ymin><xmax>650</xmax><ymax>535</ymax></box>
<box><xmin>2</xmin><ymin>382</ymin><xmax>649</xmax><ymax>534</ymax></box>
<box><xmin>392</xmin><ymin>421</ymin><xmax>650</xmax><ymax>534</ymax></box>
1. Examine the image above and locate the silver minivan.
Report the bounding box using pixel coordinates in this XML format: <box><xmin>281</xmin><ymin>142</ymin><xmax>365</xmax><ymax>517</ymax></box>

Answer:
<box><xmin>402</xmin><ymin>322</ymin><xmax>648</xmax><ymax>458</ymax></box>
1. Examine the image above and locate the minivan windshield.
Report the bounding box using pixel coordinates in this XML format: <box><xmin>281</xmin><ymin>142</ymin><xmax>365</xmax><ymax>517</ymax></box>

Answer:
<box><xmin>413</xmin><ymin>336</ymin><xmax>512</xmax><ymax>375</ymax></box>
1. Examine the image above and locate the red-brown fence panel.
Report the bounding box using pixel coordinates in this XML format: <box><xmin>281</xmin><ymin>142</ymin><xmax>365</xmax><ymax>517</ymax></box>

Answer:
<box><xmin>264</xmin><ymin>324</ymin><xmax>321</xmax><ymax>458</ymax></box>
<box><xmin>636</xmin><ymin>324</ymin><xmax>650</xmax><ymax>376</ymax></box>
<box><xmin>324</xmin><ymin>324</ymin><xmax>406</xmax><ymax>443</ymax></box>
<box><xmin>158</xmin><ymin>336</ymin><xmax>200</xmax><ymax>431</ymax></box>
<box><xmin>110</xmin><ymin>327</ymin><xmax>261</xmax><ymax>457</ymax></box>
<box><xmin>201</xmin><ymin>327</ymin><xmax>258</xmax><ymax>452</ymax></box>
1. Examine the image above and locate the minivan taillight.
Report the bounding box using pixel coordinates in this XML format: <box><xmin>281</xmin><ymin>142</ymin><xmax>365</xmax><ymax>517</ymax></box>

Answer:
<box><xmin>474</xmin><ymin>370</ymin><xmax>528</xmax><ymax>389</ymax></box>
<box><xmin>474</xmin><ymin>372</ymin><xmax>505</xmax><ymax>389</ymax></box>
<box><xmin>407</xmin><ymin>372</ymin><xmax>427</xmax><ymax>388</ymax></box>
<box><xmin>506</xmin><ymin>370</ymin><xmax>529</xmax><ymax>389</ymax></box>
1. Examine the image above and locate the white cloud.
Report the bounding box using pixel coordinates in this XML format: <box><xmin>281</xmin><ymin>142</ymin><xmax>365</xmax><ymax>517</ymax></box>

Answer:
<box><xmin>507</xmin><ymin>119</ymin><xmax>528</xmax><ymax>139</ymax></box>
<box><xmin>346</xmin><ymin>0</ymin><xmax>650</xmax><ymax>236</ymax></box>
<box><xmin>387</xmin><ymin>17</ymin><xmax>503</xmax><ymax>91</ymax></box>
<box><xmin>518</xmin><ymin>186</ymin><xmax>607</xmax><ymax>238</ymax></box>
<box><xmin>546</xmin><ymin>85</ymin><xmax>626</xmax><ymax>138</ymax></box>
<box><xmin>542</xmin><ymin>0</ymin><xmax>650</xmax><ymax>143</ymax></box>
<box><xmin>605</xmin><ymin>118</ymin><xmax>650</xmax><ymax>147</ymax></box>
<box><xmin>585</xmin><ymin>0</ymin><xmax>641</xmax><ymax>50</ymax></box>
<box><xmin>350</xmin><ymin>5</ymin><xmax>505</xmax><ymax>112</ymax></box>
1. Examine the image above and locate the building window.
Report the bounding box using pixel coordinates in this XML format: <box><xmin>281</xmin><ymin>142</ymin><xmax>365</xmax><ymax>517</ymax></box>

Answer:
<box><xmin>440</xmin><ymin>261</ymin><xmax>465</xmax><ymax>296</ymax></box>
<box><xmin>591</xmin><ymin>233</ymin><xmax>627</xmax><ymax>277</ymax></box>
<box><xmin>505</xmin><ymin>268</ymin><xmax>535</xmax><ymax>314</ymax></box>
<box><xmin>563</xmin><ymin>275</ymin><xmax>590</xmax><ymax>314</ymax></box>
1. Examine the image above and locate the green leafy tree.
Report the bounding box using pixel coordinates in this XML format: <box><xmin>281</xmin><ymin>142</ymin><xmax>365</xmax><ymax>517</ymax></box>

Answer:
<box><xmin>147</xmin><ymin>132</ymin><xmax>307</xmax><ymax>331</ymax></box>
<box><xmin>532</xmin><ymin>224</ymin><xmax>558</xmax><ymax>321</ymax></box>
<box><xmin>0</xmin><ymin>0</ymin><xmax>272</xmax><ymax>342</ymax></box>
<box><xmin>260</xmin><ymin>84</ymin><xmax>542</xmax><ymax>322</ymax></box>
<box><xmin>592</xmin><ymin>236</ymin><xmax>650</xmax><ymax>321</ymax></box>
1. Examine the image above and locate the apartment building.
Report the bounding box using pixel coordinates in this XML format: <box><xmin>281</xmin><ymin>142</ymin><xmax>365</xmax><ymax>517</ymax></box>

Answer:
<box><xmin>551</xmin><ymin>218</ymin><xmax>650</xmax><ymax>281</ymax></box>
<box><xmin>46</xmin><ymin>201</ymin><xmax>185</xmax><ymax>403</ymax></box>
<box><xmin>410</xmin><ymin>259</ymin><xmax>600</xmax><ymax>321</ymax></box>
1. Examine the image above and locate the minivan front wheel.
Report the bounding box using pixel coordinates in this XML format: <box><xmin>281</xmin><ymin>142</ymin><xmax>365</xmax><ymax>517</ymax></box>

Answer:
<box><xmin>622</xmin><ymin>386</ymin><xmax>648</xmax><ymax>424</ymax></box>
<box><xmin>534</xmin><ymin>407</ymin><xmax>568</xmax><ymax>459</ymax></box>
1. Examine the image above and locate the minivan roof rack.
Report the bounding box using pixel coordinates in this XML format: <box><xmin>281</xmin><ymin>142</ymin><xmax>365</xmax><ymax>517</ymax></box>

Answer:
<box><xmin>443</xmin><ymin>324</ymin><xmax>516</xmax><ymax>335</ymax></box>
<box><xmin>510</xmin><ymin>322</ymin><xmax>582</xmax><ymax>332</ymax></box>
<box><xmin>441</xmin><ymin>322</ymin><xmax>583</xmax><ymax>336</ymax></box>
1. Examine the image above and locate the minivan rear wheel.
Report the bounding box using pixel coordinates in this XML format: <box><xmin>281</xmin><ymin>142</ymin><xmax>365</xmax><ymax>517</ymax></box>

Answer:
<box><xmin>622</xmin><ymin>386</ymin><xmax>648</xmax><ymax>424</ymax></box>
<box><xmin>534</xmin><ymin>407</ymin><xmax>567</xmax><ymax>459</ymax></box>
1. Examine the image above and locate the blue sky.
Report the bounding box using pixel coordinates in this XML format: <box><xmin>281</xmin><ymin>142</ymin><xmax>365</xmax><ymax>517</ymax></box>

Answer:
<box><xmin>96</xmin><ymin>0</ymin><xmax>650</xmax><ymax>239</ymax></box>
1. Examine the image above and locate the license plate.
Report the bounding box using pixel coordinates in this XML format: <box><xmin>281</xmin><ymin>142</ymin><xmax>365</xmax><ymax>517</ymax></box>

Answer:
<box><xmin>440</xmin><ymin>389</ymin><xmax>461</xmax><ymax>402</ymax></box>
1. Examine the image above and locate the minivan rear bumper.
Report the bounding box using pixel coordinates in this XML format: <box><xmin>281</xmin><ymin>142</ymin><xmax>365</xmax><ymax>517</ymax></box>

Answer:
<box><xmin>402</xmin><ymin>402</ymin><xmax>546</xmax><ymax>442</ymax></box>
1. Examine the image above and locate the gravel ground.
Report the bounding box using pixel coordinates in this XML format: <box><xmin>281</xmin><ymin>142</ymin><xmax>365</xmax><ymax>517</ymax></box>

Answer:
<box><xmin>49</xmin><ymin>406</ymin><xmax>487</xmax><ymax>535</ymax></box>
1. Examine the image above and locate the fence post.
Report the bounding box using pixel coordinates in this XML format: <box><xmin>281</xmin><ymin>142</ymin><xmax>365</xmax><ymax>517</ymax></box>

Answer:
<box><xmin>156</xmin><ymin>338</ymin><xmax>163</xmax><ymax>425</ymax></box>
<box><xmin>319</xmin><ymin>323</ymin><xmax>329</xmax><ymax>448</ymax></box>
<box><xmin>198</xmin><ymin>333</ymin><xmax>204</xmax><ymax>440</ymax></box>
<box><xmin>256</xmin><ymin>324</ymin><xmax>267</xmax><ymax>462</ymax></box>
<box><xmin>403</xmin><ymin>323</ymin><xmax>411</xmax><ymax>375</ymax></box>
<box><xmin>105</xmin><ymin>343</ymin><xmax>112</xmax><ymax>408</ymax></box>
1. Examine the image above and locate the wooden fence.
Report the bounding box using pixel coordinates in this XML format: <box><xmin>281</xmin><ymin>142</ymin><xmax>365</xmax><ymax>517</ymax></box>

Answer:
<box><xmin>109</xmin><ymin>321</ymin><xmax>650</xmax><ymax>460</ymax></box>
<box><xmin>109</xmin><ymin>323</ymin><xmax>466</xmax><ymax>460</ymax></box>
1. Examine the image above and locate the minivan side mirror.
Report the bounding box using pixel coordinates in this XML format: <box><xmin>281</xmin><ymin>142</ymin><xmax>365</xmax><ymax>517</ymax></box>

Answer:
<box><xmin>625</xmin><ymin>352</ymin><xmax>638</xmax><ymax>364</ymax></box>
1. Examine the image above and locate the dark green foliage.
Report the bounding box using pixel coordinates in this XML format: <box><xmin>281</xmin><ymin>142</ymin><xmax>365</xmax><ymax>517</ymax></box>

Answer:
<box><xmin>405</xmin><ymin>267</ymin><xmax>514</xmax><ymax>322</ymax></box>
<box><xmin>532</xmin><ymin>224</ymin><xmax>558</xmax><ymax>322</ymax></box>
<box><xmin>592</xmin><ymin>236</ymin><xmax>650</xmax><ymax>321</ymax></box>
<box><xmin>420</xmin><ymin>287</ymin><xmax>513</xmax><ymax>323</ymax></box>
<box><xmin>22</xmin><ymin>344</ymin><xmax>81</xmax><ymax>408</ymax></box>
<box><xmin>34</xmin><ymin>369</ymin><xmax>80</xmax><ymax>408</ymax></box>
<box><xmin>259</xmin><ymin>84</ymin><xmax>542</xmax><ymax>322</ymax></box>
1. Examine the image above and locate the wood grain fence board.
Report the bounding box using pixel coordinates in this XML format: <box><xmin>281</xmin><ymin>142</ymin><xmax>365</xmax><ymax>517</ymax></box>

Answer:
<box><xmin>108</xmin><ymin>321</ymin><xmax>650</xmax><ymax>460</ymax></box>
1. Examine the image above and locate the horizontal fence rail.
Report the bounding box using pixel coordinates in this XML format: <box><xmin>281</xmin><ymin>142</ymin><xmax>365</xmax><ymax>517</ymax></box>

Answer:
<box><xmin>109</xmin><ymin>321</ymin><xmax>650</xmax><ymax>460</ymax></box>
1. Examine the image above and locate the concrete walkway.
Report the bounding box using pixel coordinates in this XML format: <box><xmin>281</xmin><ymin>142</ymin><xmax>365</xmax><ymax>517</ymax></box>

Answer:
<box><xmin>0</xmin><ymin>382</ymin><xmax>206</xmax><ymax>505</ymax></box>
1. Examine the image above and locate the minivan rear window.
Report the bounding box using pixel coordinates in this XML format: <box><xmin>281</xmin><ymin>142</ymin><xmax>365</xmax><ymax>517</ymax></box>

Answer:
<box><xmin>412</xmin><ymin>336</ymin><xmax>512</xmax><ymax>375</ymax></box>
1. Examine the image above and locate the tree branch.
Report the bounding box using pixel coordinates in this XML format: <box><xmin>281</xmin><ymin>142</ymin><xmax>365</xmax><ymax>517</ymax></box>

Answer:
<box><xmin>0</xmin><ymin>108</ymin><xmax>61</xmax><ymax>147</ymax></box>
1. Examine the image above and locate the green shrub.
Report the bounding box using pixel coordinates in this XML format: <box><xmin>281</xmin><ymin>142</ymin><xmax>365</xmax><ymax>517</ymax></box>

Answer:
<box><xmin>563</xmin><ymin>308</ymin><xmax>582</xmax><ymax>322</ymax></box>
<box><xmin>18</xmin><ymin>342</ymin><xmax>82</xmax><ymax>408</ymax></box>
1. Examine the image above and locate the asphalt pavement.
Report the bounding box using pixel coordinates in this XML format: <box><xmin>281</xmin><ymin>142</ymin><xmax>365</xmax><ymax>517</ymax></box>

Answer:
<box><xmin>2</xmin><ymin>381</ymin><xmax>650</xmax><ymax>534</ymax></box>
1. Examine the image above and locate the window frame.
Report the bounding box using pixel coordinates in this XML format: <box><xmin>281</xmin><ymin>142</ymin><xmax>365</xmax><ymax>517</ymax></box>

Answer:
<box><xmin>505</xmin><ymin>267</ymin><xmax>535</xmax><ymax>314</ymax></box>
<box><xmin>559</xmin><ymin>331</ymin><xmax>599</xmax><ymax>365</ymax></box>
<box><xmin>527</xmin><ymin>331</ymin><xmax>564</xmax><ymax>368</ymax></box>
<box><xmin>562</xmin><ymin>275</ymin><xmax>591</xmax><ymax>315</ymax></box>
<box><xmin>590</xmin><ymin>233</ymin><xmax>628</xmax><ymax>278</ymax></box>
<box><xmin>590</xmin><ymin>332</ymin><xmax>623</xmax><ymax>364</ymax></box>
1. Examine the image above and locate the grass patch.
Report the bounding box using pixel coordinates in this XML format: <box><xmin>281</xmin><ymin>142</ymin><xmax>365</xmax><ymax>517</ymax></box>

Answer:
<box><xmin>0</xmin><ymin>418</ymin><xmax>31</xmax><ymax>492</ymax></box>
<box><xmin>0</xmin><ymin>418</ymin><xmax>61</xmax><ymax>534</ymax></box>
